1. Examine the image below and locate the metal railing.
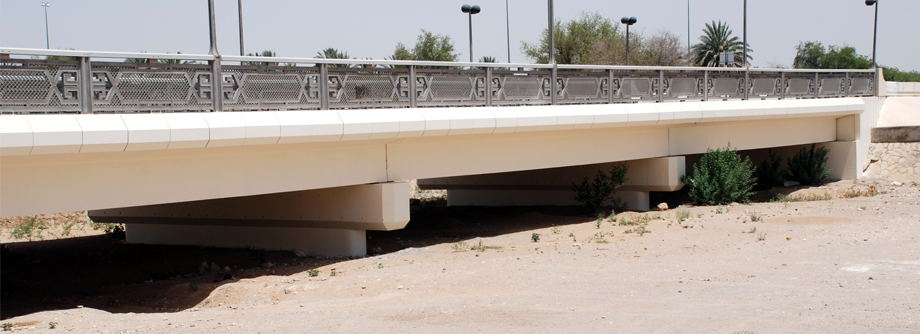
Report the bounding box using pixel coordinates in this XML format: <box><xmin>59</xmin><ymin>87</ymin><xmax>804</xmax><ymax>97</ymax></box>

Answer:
<box><xmin>0</xmin><ymin>47</ymin><xmax>877</xmax><ymax>114</ymax></box>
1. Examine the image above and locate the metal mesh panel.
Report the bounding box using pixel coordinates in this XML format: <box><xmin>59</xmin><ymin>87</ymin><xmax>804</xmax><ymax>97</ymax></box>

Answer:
<box><xmin>710</xmin><ymin>78</ymin><xmax>740</xmax><ymax>98</ymax></box>
<box><xmin>558</xmin><ymin>72</ymin><xmax>608</xmax><ymax>104</ymax></box>
<box><xmin>666</xmin><ymin>77</ymin><xmax>700</xmax><ymax>99</ymax></box>
<box><xmin>91</xmin><ymin>62</ymin><xmax>211</xmax><ymax>113</ymax></box>
<box><xmin>117</xmin><ymin>73</ymin><xmax>190</xmax><ymax>102</ymax></box>
<box><xmin>326</xmin><ymin>68</ymin><xmax>407</xmax><ymax>109</ymax></box>
<box><xmin>0</xmin><ymin>59</ymin><xmax>80</xmax><ymax>114</ymax></box>
<box><xmin>222</xmin><ymin>65</ymin><xmax>318</xmax><ymax>111</ymax></box>
<box><xmin>618</xmin><ymin>78</ymin><xmax>652</xmax><ymax>98</ymax></box>
<box><xmin>241</xmin><ymin>74</ymin><xmax>301</xmax><ymax>102</ymax></box>
<box><xmin>849</xmin><ymin>77</ymin><xmax>872</xmax><ymax>95</ymax></box>
<box><xmin>786</xmin><ymin>78</ymin><xmax>813</xmax><ymax>97</ymax></box>
<box><xmin>491</xmin><ymin>70</ymin><xmax>552</xmax><ymax>106</ymax></box>
<box><xmin>818</xmin><ymin>77</ymin><xmax>844</xmax><ymax>97</ymax></box>
<box><xmin>428</xmin><ymin>76</ymin><xmax>474</xmax><ymax>100</ymax></box>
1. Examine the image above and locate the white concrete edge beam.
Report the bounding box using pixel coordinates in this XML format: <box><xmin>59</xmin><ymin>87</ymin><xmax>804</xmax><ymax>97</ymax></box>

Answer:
<box><xmin>0</xmin><ymin>98</ymin><xmax>865</xmax><ymax>156</ymax></box>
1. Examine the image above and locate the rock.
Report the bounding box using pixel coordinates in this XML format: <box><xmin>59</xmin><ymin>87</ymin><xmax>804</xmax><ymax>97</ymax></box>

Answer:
<box><xmin>892</xmin><ymin>181</ymin><xmax>904</xmax><ymax>186</ymax></box>
<box><xmin>210</xmin><ymin>262</ymin><xmax>221</xmax><ymax>272</ymax></box>
<box><xmin>262</xmin><ymin>262</ymin><xmax>275</xmax><ymax>268</ymax></box>
<box><xmin>784</xmin><ymin>181</ymin><xmax>801</xmax><ymax>187</ymax></box>
<box><xmin>223</xmin><ymin>266</ymin><xmax>231</xmax><ymax>272</ymax></box>
<box><xmin>283</xmin><ymin>286</ymin><xmax>297</xmax><ymax>294</ymax></box>
<box><xmin>657</xmin><ymin>203</ymin><xmax>669</xmax><ymax>211</ymax></box>
<box><xmin>294</xmin><ymin>250</ymin><xmax>307</xmax><ymax>258</ymax></box>
<box><xmin>198</xmin><ymin>261</ymin><xmax>209</xmax><ymax>274</ymax></box>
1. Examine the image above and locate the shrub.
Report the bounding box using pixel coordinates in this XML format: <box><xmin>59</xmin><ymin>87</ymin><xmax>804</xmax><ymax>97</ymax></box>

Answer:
<box><xmin>531</xmin><ymin>233</ymin><xmax>541</xmax><ymax>242</ymax></box>
<box><xmin>755</xmin><ymin>150</ymin><xmax>784</xmax><ymax>190</ymax></box>
<box><xmin>572</xmin><ymin>163</ymin><xmax>629</xmax><ymax>212</ymax></box>
<box><xmin>785</xmin><ymin>144</ymin><xmax>832</xmax><ymax>185</ymax></box>
<box><xmin>680</xmin><ymin>144</ymin><xmax>756</xmax><ymax>205</ymax></box>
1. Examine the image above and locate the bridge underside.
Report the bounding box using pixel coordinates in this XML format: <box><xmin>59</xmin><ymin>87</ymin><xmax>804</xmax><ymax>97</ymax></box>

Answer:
<box><xmin>1</xmin><ymin>99</ymin><xmax>867</xmax><ymax>256</ymax></box>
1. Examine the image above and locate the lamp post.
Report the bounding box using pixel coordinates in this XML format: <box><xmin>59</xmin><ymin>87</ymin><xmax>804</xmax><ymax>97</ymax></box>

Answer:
<box><xmin>548</xmin><ymin>0</ymin><xmax>554</xmax><ymax>64</ymax></box>
<box><xmin>238</xmin><ymin>0</ymin><xmax>245</xmax><ymax>56</ymax></box>
<box><xmin>461</xmin><ymin>4</ymin><xmax>481</xmax><ymax>63</ymax></box>
<box><xmin>687</xmin><ymin>0</ymin><xmax>691</xmax><ymax>53</ymax></box>
<box><xmin>866</xmin><ymin>0</ymin><xmax>878</xmax><ymax>68</ymax></box>
<box><xmin>743</xmin><ymin>0</ymin><xmax>748</xmax><ymax>100</ymax></box>
<box><xmin>41</xmin><ymin>2</ymin><xmax>50</xmax><ymax>49</ymax></box>
<box><xmin>506</xmin><ymin>0</ymin><xmax>511</xmax><ymax>63</ymax></box>
<box><xmin>621</xmin><ymin>17</ymin><xmax>637</xmax><ymax>65</ymax></box>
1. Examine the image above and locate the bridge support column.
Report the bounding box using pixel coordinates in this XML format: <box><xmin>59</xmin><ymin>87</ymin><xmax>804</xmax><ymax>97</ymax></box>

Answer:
<box><xmin>419</xmin><ymin>157</ymin><xmax>684</xmax><ymax>212</ymax></box>
<box><xmin>89</xmin><ymin>182</ymin><xmax>409</xmax><ymax>257</ymax></box>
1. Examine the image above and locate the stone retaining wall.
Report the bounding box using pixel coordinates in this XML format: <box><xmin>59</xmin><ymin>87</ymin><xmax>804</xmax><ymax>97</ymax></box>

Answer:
<box><xmin>863</xmin><ymin>141</ymin><xmax>920</xmax><ymax>181</ymax></box>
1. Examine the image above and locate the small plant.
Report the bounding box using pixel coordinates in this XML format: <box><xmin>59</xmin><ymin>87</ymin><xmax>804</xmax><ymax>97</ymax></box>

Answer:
<box><xmin>649</xmin><ymin>213</ymin><xmax>661</xmax><ymax>220</ymax></box>
<box><xmin>786</xmin><ymin>144</ymin><xmax>833</xmax><ymax>186</ymax></box>
<box><xmin>757</xmin><ymin>232</ymin><xmax>767</xmax><ymax>241</ymax></box>
<box><xmin>378</xmin><ymin>263</ymin><xmax>384</xmax><ymax>269</ymax></box>
<box><xmin>716</xmin><ymin>207</ymin><xmax>724</xmax><ymax>214</ymax></box>
<box><xmin>747</xmin><ymin>227</ymin><xmax>757</xmax><ymax>234</ymax></box>
<box><xmin>572</xmin><ymin>163</ymin><xmax>629</xmax><ymax>212</ymax></box>
<box><xmin>1</xmin><ymin>323</ymin><xmax>10</xmax><ymax>331</ymax></box>
<box><xmin>595</xmin><ymin>214</ymin><xmax>604</xmax><ymax>229</ymax></box>
<box><xmin>676</xmin><ymin>209</ymin><xmax>691</xmax><ymax>222</ymax></box>
<box><xmin>10</xmin><ymin>216</ymin><xmax>48</xmax><ymax>241</ymax></box>
<box><xmin>451</xmin><ymin>241</ymin><xmax>469</xmax><ymax>252</ymax></box>
<box><xmin>330</xmin><ymin>268</ymin><xmax>337</xmax><ymax>277</ymax></box>
<box><xmin>607</xmin><ymin>212</ymin><xmax>618</xmax><ymax>223</ymax></box>
<box><xmin>551</xmin><ymin>225</ymin><xmax>562</xmax><ymax>234</ymax></box>
<box><xmin>49</xmin><ymin>322</ymin><xmax>58</xmax><ymax>329</ymax></box>
<box><xmin>755</xmin><ymin>150</ymin><xmax>785</xmax><ymax>190</ymax></box>
<box><xmin>307</xmin><ymin>269</ymin><xmax>319</xmax><ymax>277</ymax></box>
<box><xmin>750</xmin><ymin>212</ymin><xmax>762</xmax><ymax>222</ymax></box>
<box><xmin>471</xmin><ymin>239</ymin><xmax>502</xmax><ymax>251</ymax></box>
<box><xmin>680</xmin><ymin>144</ymin><xmax>757</xmax><ymax>205</ymax></box>
<box><xmin>635</xmin><ymin>225</ymin><xmax>649</xmax><ymax>236</ymax></box>
<box><xmin>531</xmin><ymin>233</ymin><xmax>541</xmax><ymax>242</ymax></box>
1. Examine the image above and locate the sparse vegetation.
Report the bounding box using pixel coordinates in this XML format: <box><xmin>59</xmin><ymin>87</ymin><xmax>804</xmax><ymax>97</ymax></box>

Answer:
<box><xmin>378</xmin><ymin>263</ymin><xmax>384</xmax><ymax>269</ymax></box>
<box><xmin>681</xmin><ymin>144</ymin><xmax>756</xmax><ymax>205</ymax></box>
<box><xmin>1</xmin><ymin>323</ymin><xmax>10</xmax><ymax>331</ymax></box>
<box><xmin>307</xmin><ymin>269</ymin><xmax>320</xmax><ymax>277</ymax></box>
<box><xmin>757</xmin><ymin>232</ymin><xmax>767</xmax><ymax>241</ymax></box>
<box><xmin>471</xmin><ymin>239</ymin><xmax>502</xmax><ymax>251</ymax></box>
<box><xmin>452</xmin><ymin>241</ymin><xmax>469</xmax><ymax>252</ymax></box>
<box><xmin>676</xmin><ymin>209</ymin><xmax>691</xmax><ymax>222</ymax></box>
<box><xmin>330</xmin><ymin>268</ymin><xmax>337</xmax><ymax>277</ymax></box>
<box><xmin>49</xmin><ymin>322</ymin><xmax>58</xmax><ymax>329</ymax></box>
<box><xmin>551</xmin><ymin>225</ymin><xmax>562</xmax><ymax>234</ymax></box>
<box><xmin>786</xmin><ymin>144</ymin><xmax>832</xmax><ymax>186</ymax></box>
<box><xmin>635</xmin><ymin>225</ymin><xmax>649</xmax><ymax>236</ymax></box>
<box><xmin>531</xmin><ymin>233</ymin><xmax>541</xmax><ymax>243</ymax></box>
<box><xmin>572</xmin><ymin>163</ymin><xmax>629</xmax><ymax>212</ymax></box>
<box><xmin>750</xmin><ymin>212</ymin><xmax>762</xmax><ymax>222</ymax></box>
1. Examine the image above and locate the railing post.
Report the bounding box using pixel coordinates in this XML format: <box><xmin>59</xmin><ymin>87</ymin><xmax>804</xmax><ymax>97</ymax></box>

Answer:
<box><xmin>845</xmin><ymin>72</ymin><xmax>850</xmax><ymax>97</ymax></box>
<box><xmin>814</xmin><ymin>72</ymin><xmax>819</xmax><ymax>99</ymax></box>
<box><xmin>409</xmin><ymin>65</ymin><xmax>417</xmax><ymax>108</ymax></box>
<box><xmin>743</xmin><ymin>69</ymin><xmax>749</xmax><ymax>100</ymax></box>
<box><xmin>703</xmin><ymin>70</ymin><xmax>709</xmax><ymax>102</ymax></box>
<box><xmin>607</xmin><ymin>69</ymin><xmax>614</xmax><ymax>104</ymax></box>
<box><xmin>780</xmin><ymin>71</ymin><xmax>786</xmax><ymax>100</ymax></box>
<box><xmin>485</xmin><ymin>66</ymin><xmax>492</xmax><ymax>107</ymax></box>
<box><xmin>210</xmin><ymin>56</ymin><xmax>223</xmax><ymax>112</ymax></box>
<box><xmin>550</xmin><ymin>64</ymin><xmax>557</xmax><ymax>105</ymax></box>
<box><xmin>319</xmin><ymin>63</ymin><xmax>329</xmax><ymax>110</ymax></box>
<box><xmin>78</xmin><ymin>56</ymin><xmax>93</xmax><ymax>114</ymax></box>
<box><xmin>658</xmin><ymin>70</ymin><xmax>664</xmax><ymax>103</ymax></box>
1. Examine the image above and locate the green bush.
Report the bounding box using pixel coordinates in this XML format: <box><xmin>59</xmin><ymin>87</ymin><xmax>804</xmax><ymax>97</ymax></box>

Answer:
<box><xmin>680</xmin><ymin>144</ymin><xmax>756</xmax><ymax>205</ymax></box>
<box><xmin>755</xmin><ymin>150</ymin><xmax>785</xmax><ymax>190</ymax></box>
<box><xmin>571</xmin><ymin>163</ymin><xmax>629</xmax><ymax>212</ymax></box>
<box><xmin>785</xmin><ymin>144</ymin><xmax>832</xmax><ymax>185</ymax></box>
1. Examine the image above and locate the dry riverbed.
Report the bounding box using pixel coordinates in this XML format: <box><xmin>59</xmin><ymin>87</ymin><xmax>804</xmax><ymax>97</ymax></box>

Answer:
<box><xmin>2</xmin><ymin>180</ymin><xmax>919</xmax><ymax>333</ymax></box>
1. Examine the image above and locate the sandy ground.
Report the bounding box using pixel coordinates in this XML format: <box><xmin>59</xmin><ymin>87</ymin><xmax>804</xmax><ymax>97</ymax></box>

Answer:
<box><xmin>2</xmin><ymin>180</ymin><xmax>919</xmax><ymax>333</ymax></box>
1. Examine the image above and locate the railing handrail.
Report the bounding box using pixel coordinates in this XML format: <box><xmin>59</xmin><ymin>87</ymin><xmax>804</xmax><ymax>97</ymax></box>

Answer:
<box><xmin>1</xmin><ymin>46</ymin><xmax>876</xmax><ymax>73</ymax></box>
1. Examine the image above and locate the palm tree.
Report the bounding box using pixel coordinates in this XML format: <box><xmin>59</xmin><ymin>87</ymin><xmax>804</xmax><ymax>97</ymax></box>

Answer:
<box><xmin>316</xmin><ymin>48</ymin><xmax>350</xmax><ymax>68</ymax></box>
<box><xmin>691</xmin><ymin>21</ymin><xmax>751</xmax><ymax>67</ymax></box>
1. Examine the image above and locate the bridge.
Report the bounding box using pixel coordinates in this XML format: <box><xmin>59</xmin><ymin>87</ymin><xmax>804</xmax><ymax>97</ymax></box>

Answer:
<box><xmin>0</xmin><ymin>47</ymin><xmax>887</xmax><ymax>256</ymax></box>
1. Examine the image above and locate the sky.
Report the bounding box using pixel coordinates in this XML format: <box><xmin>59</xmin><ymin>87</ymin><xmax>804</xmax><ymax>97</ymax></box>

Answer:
<box><xmin>1</xmin><ymin>0</ymin><xmax>917</xmax><ymax>71</ymax></box>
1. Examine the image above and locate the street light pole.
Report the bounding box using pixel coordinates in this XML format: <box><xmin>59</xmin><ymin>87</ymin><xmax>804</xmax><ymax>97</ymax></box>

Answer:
<box><xmin>506</xmin><ymin>0</ymin><xmax>511</xmax><ymax>63</ymax></box>
<box><xmin>687</xmin><ymin>0</ymin><xmax>691</xmax><ymax>53</ymax></box>
<box><xmin>743</xmin><ymin>0</ymin><xmax>748</xmax><ymax>100</ymax></box>
<box><xmin>548</xmin><ymin>0</ymin><xmax>554</xmax><ymax>64</ymax></box>
<box><xmin>866</xmin><ymin>0</ymin><xmax>878</xmax><ymax>68</ymax></box>
<box><xmin>238</xmin><ymin>0</ymin><xmax>245</xmax><ymax>56</ymax></box>
<box><xmin>621</xmin><ymin>17</ymin><xmax>637</xmax><ymax>65</ymax></box>
<box><xmin>42</xmin><ymin>2</ymin><xmax>50</xmax><ymax>49</ymax></box>
<box><xmin>461</xmin><ymin>4</ymin><xmax>481</xmax><ymax>63</ymax></box>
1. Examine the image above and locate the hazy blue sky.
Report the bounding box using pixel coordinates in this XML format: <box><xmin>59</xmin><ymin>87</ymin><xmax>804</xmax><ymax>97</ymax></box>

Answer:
<box><xmin>1</xmin><ymin>0</ymin><xmax>917</xmax><ymax>70</ymax></box>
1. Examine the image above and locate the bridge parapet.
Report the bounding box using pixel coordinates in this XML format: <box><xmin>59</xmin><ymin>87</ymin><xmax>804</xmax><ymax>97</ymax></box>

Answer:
<box><xmin>1</xmin><ymin>47</ymin><xmax>875</xmax><ymax>115</ymax></box>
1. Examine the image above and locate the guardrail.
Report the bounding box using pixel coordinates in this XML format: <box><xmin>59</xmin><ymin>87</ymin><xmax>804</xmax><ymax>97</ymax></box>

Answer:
<box><xmin>0</xmin><ymin>47</ymin><xmax>876</xmax><ymax>114</ymax></box>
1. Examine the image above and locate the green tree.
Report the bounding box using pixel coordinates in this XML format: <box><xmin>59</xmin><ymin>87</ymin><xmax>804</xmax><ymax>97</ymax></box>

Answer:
<box><xmin>691</xmin><ymin>21</ymin><xmax>751</xmax><ymax>67</ymax></box>
<box><xmin>881</xmin><ymin>66</ymin><xmax>920</xmax><ymax>82</ymax></box>
<box><xmin>792</xmin><ymin>41</ymin><xmax>825</xmax><ymax>69</ymax></box>
<box><xmin>387</xmin><ymin>30</ymin><xmax>458</xmax><ymax>68</ymax></box>
<box><xmin>794</xmin><ymin>41</ymin><xmax>871</xmax><ymax>69</ymax></box>
<box><xmin>522</xmin><ymin>12</ymin><xmax>619</xmax><ymax>64</ymax></box>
